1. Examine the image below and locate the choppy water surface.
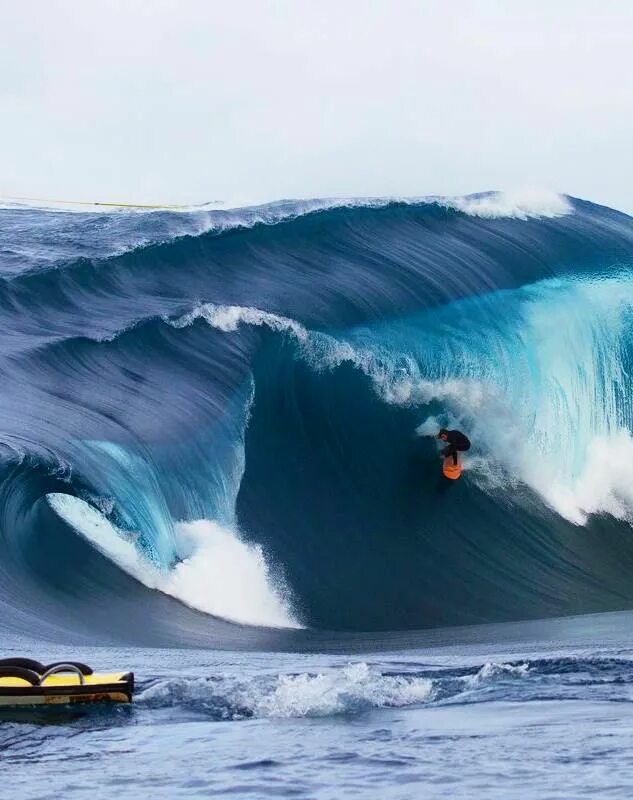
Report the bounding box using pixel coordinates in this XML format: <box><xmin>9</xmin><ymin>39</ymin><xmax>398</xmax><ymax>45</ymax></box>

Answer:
<box><xmin>4</xmin><ymin>619</ymin><xmax>633</xmax><ymax>799</ymax></box>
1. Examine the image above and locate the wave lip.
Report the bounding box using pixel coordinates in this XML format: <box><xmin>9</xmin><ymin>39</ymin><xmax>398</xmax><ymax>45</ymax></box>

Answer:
<box><xmin>0</xmin><ymin>187</ymin><xmax>572</xmax><ymax>231</ymax></box>
<box><xmin>445</xmin><ymin>187</ymin><xmax>572</xmax><ymax>219</ymax></box>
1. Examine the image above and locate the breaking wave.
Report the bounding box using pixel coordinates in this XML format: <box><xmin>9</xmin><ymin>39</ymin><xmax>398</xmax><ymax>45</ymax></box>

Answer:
<box><xmin>1</xmin><ymin>190</ymin><xmax>633</xmax><ymax>643</ymax></box>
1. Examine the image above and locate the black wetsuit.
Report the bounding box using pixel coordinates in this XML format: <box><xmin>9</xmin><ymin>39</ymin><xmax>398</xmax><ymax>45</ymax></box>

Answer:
<box><xmin>441</xmin><ymin>430</ymin><xmax>471</xmax><ymax>465</ymax></box>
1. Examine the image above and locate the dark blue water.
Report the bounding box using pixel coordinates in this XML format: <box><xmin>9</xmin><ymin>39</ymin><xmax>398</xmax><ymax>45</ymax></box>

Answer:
<box><xmin>2</xmin><ymin>192</ymin><xmax>633</xmax><ymax>797</ymax></box>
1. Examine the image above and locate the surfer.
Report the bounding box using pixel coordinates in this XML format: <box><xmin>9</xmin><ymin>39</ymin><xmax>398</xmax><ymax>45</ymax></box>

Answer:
<box><xmin>437</xmin><ymin>428</ymin><xmax>471</xmax><ymax>465</ymax></box>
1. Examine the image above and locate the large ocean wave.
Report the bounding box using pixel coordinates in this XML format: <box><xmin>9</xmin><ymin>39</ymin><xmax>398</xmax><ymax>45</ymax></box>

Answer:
<box><xmin>2</xmin><ymin>190</ymin><xmax>633</xmax><ymax>644</ymax></box>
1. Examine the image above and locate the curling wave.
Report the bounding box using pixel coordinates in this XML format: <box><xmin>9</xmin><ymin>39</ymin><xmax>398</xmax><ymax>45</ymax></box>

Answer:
<box><xmin>1</xmin><ymin>190</ymin><xmax>633</xmax><ymax>643</ymax></box>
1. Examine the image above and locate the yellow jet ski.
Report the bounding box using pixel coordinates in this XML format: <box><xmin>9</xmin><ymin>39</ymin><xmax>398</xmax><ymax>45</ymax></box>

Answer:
<box><xmin>0</xmin><ymin>658</ymin><xmax>134</xmax><ymax>706</ymax></box>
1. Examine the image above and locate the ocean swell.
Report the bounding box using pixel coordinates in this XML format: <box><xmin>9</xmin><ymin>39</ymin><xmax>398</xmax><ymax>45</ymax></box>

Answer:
<box><xmin>1</xmin><ymin>192</ymin><xmax>633</xmax><ymax>640</ymax></box>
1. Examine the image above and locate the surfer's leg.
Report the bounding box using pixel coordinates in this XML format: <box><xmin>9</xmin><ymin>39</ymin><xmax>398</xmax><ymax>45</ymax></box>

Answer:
<box><xmin>443</xmin><ymin>444</ymin><xmax>458</xmax><ymax>466</ymax></box>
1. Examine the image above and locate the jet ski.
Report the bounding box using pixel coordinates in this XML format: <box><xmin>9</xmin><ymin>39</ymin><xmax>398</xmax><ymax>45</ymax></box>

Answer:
<box><xmin>0</xmin><ymin>658</ymin><xmax>134</xmax><ymax>706</ymax></box>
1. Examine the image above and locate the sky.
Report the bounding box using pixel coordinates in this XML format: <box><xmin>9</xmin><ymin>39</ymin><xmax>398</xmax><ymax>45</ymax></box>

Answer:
<box><xmin>1</xmin><ymin>0</ymin><xmax>632</xmax><ymax>211</ymax></box>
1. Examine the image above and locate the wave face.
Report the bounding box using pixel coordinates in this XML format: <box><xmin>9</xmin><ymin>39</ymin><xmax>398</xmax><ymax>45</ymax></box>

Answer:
<box><xmin>2</xmin><ymin>191</ymin><xmax>633</xmax><ymax>641</ymax></box>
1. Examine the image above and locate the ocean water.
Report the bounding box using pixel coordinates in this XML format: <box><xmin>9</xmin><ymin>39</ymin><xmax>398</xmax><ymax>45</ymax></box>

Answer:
<box><xmin>2</xmin><ymin>190</ymin><xmax>633</xmax><ymax>797</ymax></box>
<box><xmin>5</xmin><ymin>614</ymin><xmax>633</xmax><ymax>799</ymax></box>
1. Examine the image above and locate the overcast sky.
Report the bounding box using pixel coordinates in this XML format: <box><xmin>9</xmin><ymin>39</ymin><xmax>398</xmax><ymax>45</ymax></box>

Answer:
<box><xmin>1</xmin><ymin>0</ymin><xmax>632</xmax><ymax>211</ymax></box>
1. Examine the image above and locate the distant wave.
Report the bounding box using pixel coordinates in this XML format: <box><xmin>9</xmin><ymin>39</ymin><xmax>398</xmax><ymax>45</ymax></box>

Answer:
<box><xmin>0</xmin><ymin>189</ymin><xmax>573</xmax><ymax>277</ymax></box>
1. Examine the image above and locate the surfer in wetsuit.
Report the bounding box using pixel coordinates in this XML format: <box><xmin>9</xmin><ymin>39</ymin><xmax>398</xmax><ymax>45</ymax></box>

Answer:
<box><xmin>437</xmin><ymin>428</ymin><xmax>471</xmax><ymax>465</ymax></box>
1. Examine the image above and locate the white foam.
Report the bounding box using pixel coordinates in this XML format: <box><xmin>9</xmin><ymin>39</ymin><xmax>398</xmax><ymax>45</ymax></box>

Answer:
<box><xmin>532</xmin><ymin>431</ymin><xmax>633</xmax><ymax>526</ymax></box>
<box><xmin>447</xmin><ymin>188</ymin><xmax>572</xmax><ymax>220</ymax></box>
<box><xmin>46</xmin><ymin>494</ymin><xmax>300</xmax><ymax>629</ymax></box>
<box><xmin>169</xmin><ymin>303</ymin><xmax>309</xmax><ymax>342</ymax></box>
<box><xmin>253</xmin><ymin>663</ymin><xmax>432</xmax><ymax>717</ymax></box>
<box><xmin>410</xmin><ymin>386</ymin><xmax>633</xmax><ymax>528</ymax></box>
<box><xmin>465</xmin><ymin>662</ymin><xmax>529</xmax><ymax>688</ymax></box>
<box><xmin>163</xmin><ymin>520</ymin><xmax>300</xmax><ymax>628</ymax></box>
<box><xmin>139</xmin><ymin>662</ymin><xmax>433</xmax><ymax>718</ymax></box>
<box><xmin>397</xmin><ymin>275</ymin><xmax>633</xmax><ymax>527</ymax></box>
<box><xmin>415</xmin><ymin>416</ymin><xmax>442</xmax><ymax>437</ymax></box>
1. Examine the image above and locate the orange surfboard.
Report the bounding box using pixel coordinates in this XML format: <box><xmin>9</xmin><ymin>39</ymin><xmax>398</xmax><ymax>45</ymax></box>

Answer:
<box><xmin>442</xmin><ymin>455</ymin><xmax>463</xmax><ymax>480</ymax></box>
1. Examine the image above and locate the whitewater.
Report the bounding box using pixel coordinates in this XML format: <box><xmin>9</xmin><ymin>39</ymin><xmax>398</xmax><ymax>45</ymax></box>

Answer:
<box><xmin>3</xmin><ymin>190</ymin><xmax>633</xmax><ymax>798</ymax></box>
